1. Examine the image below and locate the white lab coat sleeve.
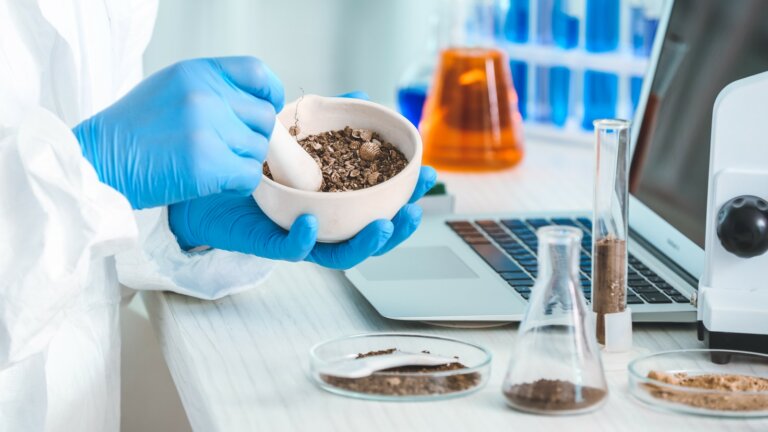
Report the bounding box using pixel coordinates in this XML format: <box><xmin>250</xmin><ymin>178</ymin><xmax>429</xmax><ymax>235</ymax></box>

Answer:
<box><xmin>0</xmin><ymin>106</ymin><xmax>137</xmax><ymax>367</ymax></box>
<box><xmin>115</xmin><ymin>209</ymin><xmax>276</xmax><ymax>300</ymax></box>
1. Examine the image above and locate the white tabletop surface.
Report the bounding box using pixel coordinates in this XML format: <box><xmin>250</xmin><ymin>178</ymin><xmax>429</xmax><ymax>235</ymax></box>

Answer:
<box><xmin>144</xmin><ymin>141</ymin><xmax>768</xmax><ymax>431</ymax></box>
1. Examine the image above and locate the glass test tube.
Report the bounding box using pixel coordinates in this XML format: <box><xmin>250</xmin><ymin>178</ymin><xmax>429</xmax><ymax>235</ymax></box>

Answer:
<box><xmin>592</xmin><ymin>119</ymin><xmax>630</xmax><ymax>346</ymax></box>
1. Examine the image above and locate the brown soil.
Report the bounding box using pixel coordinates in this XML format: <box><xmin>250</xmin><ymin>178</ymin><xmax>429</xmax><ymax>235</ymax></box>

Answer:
<box><xmin>644</xmin><ymin>370</ymin><xmax>768</xmax><ymax>411</ymax></box>
<box><xmin>264</xmin><ymin>127</ymin><xmax>407</xmax><ymax>192</ymax></box>
<box><xmin>592</xmin><ymin>237</ymin><xmax>627</xmax><ymax>345</ymax></box>
<box><xmin>504</xmin><ymin>379</ymin><xmax>607</xmax><ymax>412</ymax></box>
<box><xmin>320</xmin><ymin>348</ymin><xmax>481</xmax><ymax>396</ymax></box>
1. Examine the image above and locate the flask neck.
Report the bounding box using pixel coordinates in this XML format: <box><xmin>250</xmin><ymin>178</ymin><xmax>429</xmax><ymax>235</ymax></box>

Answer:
<box><xmin>442</xmin><ymin>0</ymin><xmax>497</xmax><ymax>49</ymax></box>
<box><xmin>536</xmin><ymin>229</ymin><xmax>582</xmax><ymax>283</ymax></box>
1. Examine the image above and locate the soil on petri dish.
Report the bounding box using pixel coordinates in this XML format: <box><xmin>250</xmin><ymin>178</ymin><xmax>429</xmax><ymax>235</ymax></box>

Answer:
<box><xmin>503</xmin><ymin>379</ymin><xmax>607</xmax><ymax>412</ymax></box>
<box><xmin>592</xmin><ymin>237</ymin><xmax>627</xmax><ymax>345</ymax></box>
<box><xmin>263</xmin><ymin>126</ymin><xmax>408</xmax><ymax>192</ymax></box>
<box><xmin>644</xmin><ymin>370</ymin><xmax>768</xmax><ymax>411</ymax></box>
<box><xmin>319</xmin><ymin>348</ymin><xmax>481</xmax><ymax>396</ymax></box>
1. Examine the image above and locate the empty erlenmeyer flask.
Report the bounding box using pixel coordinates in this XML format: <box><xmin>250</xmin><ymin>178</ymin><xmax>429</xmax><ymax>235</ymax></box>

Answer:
<box><xmin>502</xmin><ymin>226</ymin><xmax>608</xmax><ymax>415</ymax></box>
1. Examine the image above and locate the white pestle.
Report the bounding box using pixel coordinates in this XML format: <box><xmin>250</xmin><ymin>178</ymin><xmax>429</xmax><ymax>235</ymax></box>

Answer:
<box><xmin>318</xmin><ymin>351</ymin><xmax>458</xmax><ymax>379</ymax></box>
<box><xmin>265</xmin><ymin>121</ymin><xmax>323</xmax><ymax>191</ymax></box>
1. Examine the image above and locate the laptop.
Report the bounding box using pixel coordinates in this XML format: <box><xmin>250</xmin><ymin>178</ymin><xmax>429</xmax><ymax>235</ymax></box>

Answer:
<box><xmin>346</xmin><ymin>0</ymin><xmax>768</xmax><ymax>323</ymax></box>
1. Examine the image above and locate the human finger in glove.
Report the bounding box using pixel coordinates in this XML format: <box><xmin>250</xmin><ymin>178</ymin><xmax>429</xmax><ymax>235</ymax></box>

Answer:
<box><xmin>169</xmin><ymin>166</ymin><xmax>437</xmax><ymax>270</ymax></box>
<box><xmin>74</xmin><ymin>56</ymin><xmax>284</xmax><ymax>209</ymax></box>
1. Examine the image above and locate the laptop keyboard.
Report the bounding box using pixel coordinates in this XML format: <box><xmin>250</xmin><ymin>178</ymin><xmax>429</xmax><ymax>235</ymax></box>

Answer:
<box><xmin>447</xmin><ymin>218</ymin><xmax>691</xmax><ymax>305</ymax></box>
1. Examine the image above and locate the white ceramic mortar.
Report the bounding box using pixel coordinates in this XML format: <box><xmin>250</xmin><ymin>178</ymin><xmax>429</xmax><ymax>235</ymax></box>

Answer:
<box><xmin>253</xmin><ymin>95</ymin><xmax>423</xmax><ymax>242</ymax></box>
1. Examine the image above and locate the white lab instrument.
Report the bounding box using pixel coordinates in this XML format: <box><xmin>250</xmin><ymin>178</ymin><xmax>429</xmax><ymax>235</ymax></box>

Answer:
<box><xmin>698</xmin><ymin>70</ymin><xmax>768</xmax><ymax>362</ymax></box>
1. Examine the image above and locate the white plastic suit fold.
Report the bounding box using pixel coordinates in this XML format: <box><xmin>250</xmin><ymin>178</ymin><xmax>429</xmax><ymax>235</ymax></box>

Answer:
<box><xmin>0</xmin><ymin>0</ymin><xmax>275</xmax><ymax>430</ymax></box>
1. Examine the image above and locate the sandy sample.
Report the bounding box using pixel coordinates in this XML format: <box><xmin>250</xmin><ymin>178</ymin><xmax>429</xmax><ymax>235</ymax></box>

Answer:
<box><xmin>644</xmin><ymin>370</ymin><xmax>768</xmax><ymax>411</ymax></box>
<box><xmin>592</xmin><ymin>237</ymin><xmax>627</xmax><ymax>345</ymax></box>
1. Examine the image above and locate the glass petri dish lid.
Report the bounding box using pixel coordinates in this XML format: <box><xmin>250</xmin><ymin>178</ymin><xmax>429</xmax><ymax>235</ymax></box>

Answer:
<box><xmin>309</xmin><ymin>333</ymin><xmax>492</xmax><ymax>402</ymax></box>
<box><xmin>628</xmin><ymin>349</ymin><xmax>768</xmax><ymax>418</ymax></box>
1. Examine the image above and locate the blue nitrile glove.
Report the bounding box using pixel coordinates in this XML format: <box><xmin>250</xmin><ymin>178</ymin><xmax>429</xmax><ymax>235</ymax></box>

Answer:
<box><xmin>73</xmin><ymin>57</ymin><xmax>284</xmax><ymax>209</ymax></box>
<box><xmin>168</xmin><ymin>166</ymin><xmax>438</xmax><ymax>269</ymax></box>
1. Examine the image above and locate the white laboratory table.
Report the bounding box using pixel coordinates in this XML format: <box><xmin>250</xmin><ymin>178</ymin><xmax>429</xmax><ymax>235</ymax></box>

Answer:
<box><xmin>144</xmin><ymin>140</ymin><xmax>768</xmax><ymax>431</ymax></box>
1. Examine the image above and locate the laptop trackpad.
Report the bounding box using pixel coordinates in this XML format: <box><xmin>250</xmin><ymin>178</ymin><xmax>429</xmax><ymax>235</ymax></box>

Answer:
<box><xmin>356</xmin><ymin>246</ymin><xmax>478</xmax><ymax>281</ymax></box>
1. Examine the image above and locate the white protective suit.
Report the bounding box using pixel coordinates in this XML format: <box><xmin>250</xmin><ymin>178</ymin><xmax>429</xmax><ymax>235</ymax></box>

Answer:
<box><xmin>0</xmin><ymin>1</ymin><xmax>275</xmax><ymax>430</ymax></box>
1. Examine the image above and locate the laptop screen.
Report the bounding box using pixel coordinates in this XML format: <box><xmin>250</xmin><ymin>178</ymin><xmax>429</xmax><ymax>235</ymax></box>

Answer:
<box><xmin>629</xmin><ymin>0</ymin><xmax>768</xmax><ymax>248</ymax></box>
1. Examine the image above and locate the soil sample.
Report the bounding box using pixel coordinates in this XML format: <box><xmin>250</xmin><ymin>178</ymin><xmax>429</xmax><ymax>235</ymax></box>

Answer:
<box><xmin>319</xmin><ymin>348</ymin><xmax>481</xmax><ymax>397</ymax></box>
<box><xmin>644</xmin><ymin>370</ymin><xmax>768</xmax><ymax>412</ymax></box>
<box><xmin>592</xmin><ymin>237</ymin><xmax>627</xmax><ymax>345</ymax></box>
<box><xmin>504</xmin><ymin>379</ymin><xmax>607</xmax><ymax>413</ymax></box>
<box><xmin>264</xmin><ymin>127</ymin><xmax>408</xmax><ymax>192</ymax></box>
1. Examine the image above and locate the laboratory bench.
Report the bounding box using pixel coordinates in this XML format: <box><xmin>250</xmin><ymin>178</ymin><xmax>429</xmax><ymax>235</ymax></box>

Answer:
<box><xmin>143</xmin><ymin>140</ymin><xmax>768</xmax><ymax>431</ymax></box>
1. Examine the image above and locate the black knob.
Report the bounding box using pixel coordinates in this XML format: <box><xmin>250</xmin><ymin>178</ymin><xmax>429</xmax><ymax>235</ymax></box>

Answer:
<box><xmin>717</xmin><ymin>195</ymin><xmax>768</xmax><ymax>258</ymax></box>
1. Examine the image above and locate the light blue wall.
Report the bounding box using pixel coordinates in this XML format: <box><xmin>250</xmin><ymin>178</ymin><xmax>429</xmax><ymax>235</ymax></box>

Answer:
<box><xmin>144</xmin><ymin>0</ymin><xmax>441</xmax><ymax>107</ymax></box>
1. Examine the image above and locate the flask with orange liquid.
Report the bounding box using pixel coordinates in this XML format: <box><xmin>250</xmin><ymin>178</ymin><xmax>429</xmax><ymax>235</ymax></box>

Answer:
<box><xmin>420</xmin><ymin>0</ymin><xmax>524</xmax><ymax>172</ymax></box>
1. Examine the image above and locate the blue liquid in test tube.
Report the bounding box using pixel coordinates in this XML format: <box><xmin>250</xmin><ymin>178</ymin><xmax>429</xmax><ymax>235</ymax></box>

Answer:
<box><xmin>504</xmin><ymin>0</ymin><xmax>530</xmax><ymax>43</ymax></box>
<box><xmin>582</xmin><ymin>70</ymin><xmax>618</xmax><ymax>129</ymax></box>
<box><xmin>536</xmin><ymin>0</ymin><xmax>556</xmax><ymax>44</ymax></box>
<box><xmin>583</xmin><ymin>0</ymin><xmax>619</xmax><ymax>130</ymax></box>
<box><xmin>553</xmin><ymin>0</ymin><xmax>580</xmax><ymax>49</ymax></box>
<box><xmin>585</xmin><ymin>0</ymin><xmax>619</xmax><ymax>53</ymax></box>
<box><xmin>550</xmin><ymin>66</ymin><xmax>571</xmax><ymax>127</ymax></box>
<box><xmin>631</xmin><ymin>6</ymin><xmax>644</xmax><ymax>53</ymax></box>
<box><xmin>396</xmin><ymin>85</ymin><xmax>428</xmax><ymax>128</ymax></box>
<box><xmin>630</xmin><ymin>75</ymin><xmax>643</xmax><ymax>115</ymax></box>
<box><xmin>533</xmin><ymin>0</ymin><xmax>555</xmax><ymax>123</ymax></box>
<box><xmin>510</xmin><ymin>60</ymin><xmax>528</xmax><ymax>119</ymax></box>
<box><xmin>534</xmin><ymin>66</ymin><xmax>551</xmax><ymax>122</ymax></box>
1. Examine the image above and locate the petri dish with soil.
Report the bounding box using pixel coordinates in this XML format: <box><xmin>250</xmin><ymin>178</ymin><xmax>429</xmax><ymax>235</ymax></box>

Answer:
<box><xmin>629</xmin><ymin>349</ymin><xmax>768</xmax><ymax>417</ymax></box>
<box><xmin>309</xmin><ymin>333</ymin><xmax>491</xmax><ymax>401</ymax></box>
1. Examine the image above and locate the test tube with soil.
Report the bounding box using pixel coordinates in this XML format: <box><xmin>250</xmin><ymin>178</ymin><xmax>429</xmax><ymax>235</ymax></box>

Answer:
<box><xmin>592</xmin><ymin>119</ymin><xmax>631</xmax><ymax>348</ymax></box>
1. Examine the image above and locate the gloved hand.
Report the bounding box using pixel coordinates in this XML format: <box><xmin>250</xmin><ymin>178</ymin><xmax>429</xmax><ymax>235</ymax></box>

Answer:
<box><xmin>169</xmin><ymin>166</ymin><xmax>438</xmax><ymax>269</ymax></box>
<box><xmin>73</xmin><ymin>56</ymin><xmax>284</xmax><ymax>209</ymax></box>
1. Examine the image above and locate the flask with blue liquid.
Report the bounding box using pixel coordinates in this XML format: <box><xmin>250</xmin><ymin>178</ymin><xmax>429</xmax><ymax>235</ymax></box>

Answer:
<box><xmin>396</xmin><ymin>16</ymin><xmax>440</xmax><ymax>128</ymax></box>
<box><xmin>397</xmin><ymin>14</ymin><xmax>443</xmax><ymax>128</ymax></box>
<box><xmin>396</xmin><ymin>66</ymin><xmax>433</xmax><ymax>128</ymax></box>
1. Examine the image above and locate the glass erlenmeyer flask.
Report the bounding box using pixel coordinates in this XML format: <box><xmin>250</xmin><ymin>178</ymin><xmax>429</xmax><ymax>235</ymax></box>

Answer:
<box><xmin>420</xmin><ymin>0</ymin><xmax>524</xmax><ymax>172</ymax></box>
<box><xmin>396</xmin><ymin>15</ymin><xmax>439</xmax><ymax>128</ymax></box>
<box><xmin>502</xmin><ymin>226</ymin><xmax>608</xmax><ymax>415</ymax></box>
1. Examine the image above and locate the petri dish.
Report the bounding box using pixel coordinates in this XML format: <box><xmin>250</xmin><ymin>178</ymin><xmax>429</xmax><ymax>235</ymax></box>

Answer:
<box><xmin>628</xmin><ymin>349</ymin><xmax>768</xmax><ymax>418</ymax></box>
<box><xmin>309</xmin><ymin>333</ymin><xmax>491</xmax><ymax>402</ymax></box>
